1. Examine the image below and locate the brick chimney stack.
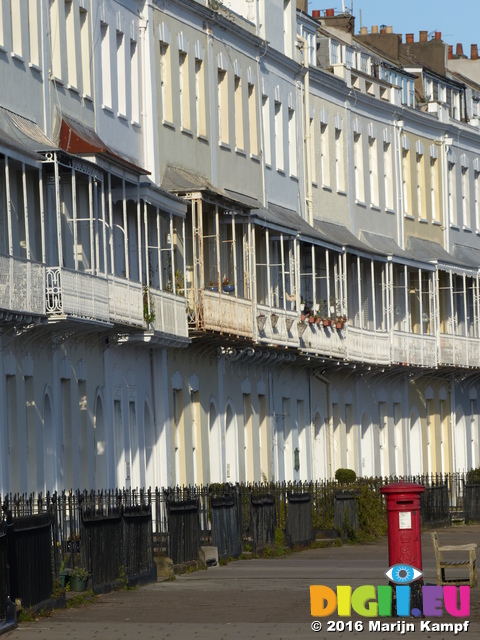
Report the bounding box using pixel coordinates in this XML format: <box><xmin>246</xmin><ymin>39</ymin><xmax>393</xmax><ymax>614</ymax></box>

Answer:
<box><xmin>456</xmin><ymin>43</ymin><xmax>464</xmax><ymax>56</ymax></box>
<box><xmin>472</xmin><ymin>44</ymin><xmax>479</xmax><ymax>60</ymax></box>
<box><xmin>419</xmin><ymin>30</ymin><xmax>428</xmax><ymax>43</ymax></box>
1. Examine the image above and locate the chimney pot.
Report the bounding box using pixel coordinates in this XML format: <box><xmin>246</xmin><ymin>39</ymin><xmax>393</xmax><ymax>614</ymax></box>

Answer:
<box><xmin>325</xmin><ymin>8</ymin><xmax>334</xmax><ymax>17</ymax></box>
<box><xmin>434</xmin><ymin>31</ymin><xmax>441</xmax><ymax>40</ymax></box>
<box><xmin>448</xmin><ymin>45</ymin><xmax>453</xmax><ymax>59</ymax></box>
<box><xmin>371</xmin><ymin>25</ymin><xmax>378</xmax><ymax>34</ymax></box>
<box><xmin>386</xmin><ymin>26</ymin><xmax>393</xmax><ymax>34</ymax></box>
<box><xmin>360</xmin><ymin>26</ymin><xmax>368</xmax><ymax>35</ymax></box>
<box><xmin>380</xmin><ymin>27</ymin><xmax>386</xmax><ymax>34</ymax></box>
<box><xmin>312</xmin><ymin>9</ymin><xmax>320</xmax><ymax>18</ymax></box>
<box><xmin>406</xmin><ymin>33</ymin><xmax>414</xmax><ymax>44</ymax></box>
<box><xmin>456</xmin><ymin>42</ymin><xmax>464</xmax><ymax>56</ymax></box>
<box><xmin>472</xmin><ymin>44</ymin><xmax>479</xmax><ymax>60</ymax></box>
<box><xmin>419</xmin><ymin>30</ymin><xmax>428</xmax><ymax>42</ymax></box>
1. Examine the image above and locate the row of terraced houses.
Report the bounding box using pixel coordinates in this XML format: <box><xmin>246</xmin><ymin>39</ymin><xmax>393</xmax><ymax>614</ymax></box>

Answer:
<box><xmin>2</xmin><ymin>0</ymin><xmax>480</xmax><ymax>495</ymax></box>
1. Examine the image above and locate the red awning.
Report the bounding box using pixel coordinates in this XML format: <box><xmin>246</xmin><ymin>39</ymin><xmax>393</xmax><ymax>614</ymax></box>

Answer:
<box><xmin>58</xmin><ymin>115</ymin><xmax>149</xmax><ymax>175</ymax></box>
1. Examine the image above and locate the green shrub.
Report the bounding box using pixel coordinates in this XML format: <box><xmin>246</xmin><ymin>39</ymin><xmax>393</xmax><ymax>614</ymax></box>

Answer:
<box><xmin>335</xmin><ymin>468</ymin><xmax>357</xmax><ymax>484</ymax></box>
<box><xmin>466</xmin><ymin>468</ymin><xmax>480</xmax><ymax>484</ymax></box>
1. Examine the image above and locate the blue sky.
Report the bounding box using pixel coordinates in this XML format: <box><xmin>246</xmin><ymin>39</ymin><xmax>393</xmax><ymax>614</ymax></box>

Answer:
<box><xmin>308</xmin><ymin>0</ymin><xmax>480</xmax><ymax>53</ymax></box>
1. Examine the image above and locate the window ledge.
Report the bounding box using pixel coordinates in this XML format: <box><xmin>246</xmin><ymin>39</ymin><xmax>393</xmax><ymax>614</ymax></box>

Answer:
<box><xmin>11</xmin><ymin>52</ymin><xmax>25</xmax><ymax>63</ymax></box>
<box><xmin>404</xmin><ymin>214</ymin><xmax>415</xmax><ymax>220</ymax></box>
<box><xmin>276</xmin><ymin>168</ymin><xmax>286</xmax><ymax>176</ymax></box>
<box><xmin>197</xmin><ymin>133</ymin><xmax>209</xmax><ymax>142</ymax></box>
<box><xmin>370</xmin><ymin>204</ymin><xmax>381</xmax><ymax>211</ymax></box>
<box><xmin>250</xmin><ymin>153</ymin><xmax>260</xmax><ymax>163</ymax></box>
<box><xmin>432</xmin><ymin>220</ymin><xmax>442</xmax><ymax>226</ymax></box>
<box><xmin>385</xmin><ymin>208</ymin><xmax>395</xmax><ymax>214</ymax></box>
<box><xmin>235</xmin><ymin>148</ymin><xmax>246</xmax><ymax>157</ymax></box>
<box><xmin>290</xmin><ymin>174</ymin><xmax>298</xmax><ymax>182</ymax></box>
<box><xmin>337</xmin><ymin>189</ymin><xmax>347</xmax><ymax>196</ymax></box>
<box><xmin>419</xmin><ymin>217</ymin><xmax>429</xmax><ymax>224</ymax></box>
<box><xmin>102</xmin><ymin>104</ymin><xmax>114</xmax><ymax>114</ymax></box>
<box><xmin>219</xmin><ymin>141</ymin><xmax>231</xmax><ymax>151</ymax></box>
<box><xmin>83</xmin><ymin>93</ymin><xmax>93</xmax><ymax>102</ymax></box>
<box><xmin>322</xmin><ymin>184</ymin><xmax>333</xmax><ymax>193</ymax></box>
<box><xmin>265</xmin><ymin>163</ymin><xmax>272</xmax><ymax>170</ymax></box>
<box><xmin>463</xmin><ymin>225</ymin><xmax>472</xmax><ymax>233</ymax></box>
<box><xmin>0</xmin><ymin>44</ymin><xmax>7</xmax><ymax>54</ymax></box>
<box><xmin>29</xmin><ymin>62</ymin><xmax>41</xmax><ymax>73</ymax></box>
<box><xmin>117</xmin><ymin>112</ymin><xmax>129</xmax><ymax>122</ymax></box>
<box><xmin>67</xmin><ymin>84</ymin><xmax>80</xmax><ymax>95</ymax></box>
<box><xmin>181</xmin><ymin>126</ymin><xmax>194</xmax><ymax>137</ymax></box>
<box><xmin>162</xmin><ymin>120</ymin><xmax>175</xmax><ymax>131</ymax></box>
<box><xmin>355</xmin><ymin>199</ymin><xmax>366</xmax><ymax>208</ymax></box>
<box><xmin>52</xmin><ymin>75</ymin><xmax>64</xmax><ymax>86</ymax></box>
<box><xmin>131</xmin><ymin>119</ymin><xmax>141</xmax><ymax>128</ymax></box>
<box><xmin>450</xmin><ymin>223</ymin><xmax>460</xmax><ymax>230</ymax></box>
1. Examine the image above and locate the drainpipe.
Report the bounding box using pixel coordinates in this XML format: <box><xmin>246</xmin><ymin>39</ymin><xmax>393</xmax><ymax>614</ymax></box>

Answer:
<box><xmin>297</xmin><ymin>35</ymin><xmax>313</xmax><ymax>225</ymax></box>
<box><xmin>450</xmin><ymin>375</ymin><xmax>456</xmax><ymax>474</ymax></box>
<box><xmin>394</xmin><ymin>119</ymin><xmax>405</xmax><ymax>248</ymax></box>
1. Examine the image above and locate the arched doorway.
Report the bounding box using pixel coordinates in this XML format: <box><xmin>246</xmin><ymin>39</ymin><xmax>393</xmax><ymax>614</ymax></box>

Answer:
<box><xmin>409</xmin><ymin>410</ymin><xmax>423</xmax><ymax>475</ymax></box>
<box><xmin>454</xmin><ymin>408</ymin><xmax>467</xmax><ymax>472</ymax></box>
<box><xmin>144</xmin><ymin>401</ymin><xmax>155</xmax><ymax>489</ymax></box>
<box><xmin>313</xmin><ymin>411</ymin><xmax>328</xmax><ymax>480</ymax></box>
<box><xmin>94</xmin><ymin>393</ymin><xmax>107</xmax><ymax>489</ymax></box>
<box><xmin>225</xmin><ymin>403</ymin><xmax>238</xmax><ymax>482</ymax></box>
<box><xmin>361</xmin><ymin>413</ymin><xmax>374</xmax><ymax>477</ymax></box>
<box><xmin>209</xmin><ymin>401</ymin><xmax>222</xmax><ymax>482</ymax></box>
<box><xmin>43</xmin><ymin>391</ymin><xmax>55</xmax><ymax>492</ymax></box>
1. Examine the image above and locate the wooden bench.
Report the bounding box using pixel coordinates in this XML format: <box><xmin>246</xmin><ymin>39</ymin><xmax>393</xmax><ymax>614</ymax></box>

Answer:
<box><xmin>431</xmin><ymin>531</ymin><xmax>477</xmax><ymax>587</ymax></box>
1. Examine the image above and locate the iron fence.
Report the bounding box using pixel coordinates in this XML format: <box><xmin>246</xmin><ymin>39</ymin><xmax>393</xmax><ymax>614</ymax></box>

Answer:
<box><xmin>0</xmin><ymin>470</ymin><xmax>469</xmax><ymax>608</ymax></box>
<box><xmin>0</xmin><ymin>533</ymin><xmax>8</xmax><ymax>619</ymax></box>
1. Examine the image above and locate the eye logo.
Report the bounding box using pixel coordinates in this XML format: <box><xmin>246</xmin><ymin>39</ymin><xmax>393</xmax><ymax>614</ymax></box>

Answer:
<box><xmin>385</xmin><ymin>564</ymin><xmax>423</xmax><ymax>584</ymax></box>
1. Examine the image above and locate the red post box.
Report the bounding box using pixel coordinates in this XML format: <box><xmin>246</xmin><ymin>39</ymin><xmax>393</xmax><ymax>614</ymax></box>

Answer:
<box><xmin>381</xmin><ymin>481</ymin><xmax>425</xmax><ymax>570</ymax></box>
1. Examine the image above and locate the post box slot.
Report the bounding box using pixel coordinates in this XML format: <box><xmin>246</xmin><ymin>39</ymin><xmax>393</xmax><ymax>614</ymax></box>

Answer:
<box><xmin>396</xmin><ymin>500</ymin><xmax>414</xmax><ymax>505</ymax></box>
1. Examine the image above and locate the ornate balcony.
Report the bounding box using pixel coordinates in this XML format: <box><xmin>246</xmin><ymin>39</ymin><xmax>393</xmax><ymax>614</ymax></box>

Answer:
<box><xmin>149</xmin><ymin>289</ymin><xmax>189</xmax><ymax>340</ymax></box>
<box><xmin>346</xmin><ymin>326</ymin><xmax>391</xmax><ymax>365</ymax></box>
<box><xmin>202</xmin><ymin>289</ymin><xmax>253</xmax><ymax>337</ymax></box>
<box><xmin>108</xmin><ymin>277</ymin><xmax>143</xmax><ymax>327</ymax></box>
<box><xmin>46</xmin><ymin>267</ymin><xmax>110</xmax><ymax>322</ymax></box>
<box><xmin>1</xmin><ymin>257</ymin><xmax>45</xmax><ymax>317</ymax></box>
<box><xmin>438</xmin><ymin>334</ymin><xmax>480</xmax><ymax>368</ymax></box>
<box><xmin>46</xmin><ymin>269</ymin><xmax>189</xmax><ymax>343</ymax></box>
<box><xmin>255</xmin><ymin>305</ymin><xmax>300</xmax><ymax>347</ymax></box>
<box><xmin>392</xmin><ymin>331</ymin><xmax>437</xmax><ymax>367</ymax></box>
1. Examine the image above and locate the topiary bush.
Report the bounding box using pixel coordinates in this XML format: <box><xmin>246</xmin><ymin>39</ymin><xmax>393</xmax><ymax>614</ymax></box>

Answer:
<box><xmin>335</xmin><ymin>468</ymin><xmax>357</xmax><ymax>484</ymax></box>
<box><xmin>466</xmin><ymin>468</ymin><xmax>480</xmax><ymax>484</ymax></box>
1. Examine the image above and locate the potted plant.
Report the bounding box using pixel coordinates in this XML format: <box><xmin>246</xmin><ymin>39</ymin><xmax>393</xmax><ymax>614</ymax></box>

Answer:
<box><xmin>222</xmin><ymin>276</ymin><xmax>235</xmax><ymax>293</ymax></box>
<box><xmin>143</xmin><ymin>286</ymin><xmax>155</xmax><ymax>325</ymax></box>
<box><xmin>69</xmin><ymin>566</ymin><xmax>88</xmax><ymax>592</ymax></box>
<box><xmin>58</xmin><ymin>559</ymin><xmax>69</xmax><ymax>588</ymax></box>
<box><xmin>206</xmin><ymin>280</ymin><xmax>219</xmax><ymax>292</ymax></box>
<box><xmin>257</xmin><ymin>314</ymin><xmax>267</xmax><ymax>332</ymax></box>
<box><xmin>336</xmin><ymin>315</ymin><xmax>347</xmax><ymax>329</ymax></box>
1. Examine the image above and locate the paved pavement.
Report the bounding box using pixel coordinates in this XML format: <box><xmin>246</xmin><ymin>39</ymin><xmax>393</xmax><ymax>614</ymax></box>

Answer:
<box><xmin>4</xmin><ymin>525</ymin><xmax>480</xmax><ymax>640</ymax></box>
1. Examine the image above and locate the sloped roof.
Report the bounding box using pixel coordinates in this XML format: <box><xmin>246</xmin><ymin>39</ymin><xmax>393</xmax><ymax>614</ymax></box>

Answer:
<box><xmin>0</xmin><ymin>106</ymin><xmax>56</xmax><ymax>160</ymax></box>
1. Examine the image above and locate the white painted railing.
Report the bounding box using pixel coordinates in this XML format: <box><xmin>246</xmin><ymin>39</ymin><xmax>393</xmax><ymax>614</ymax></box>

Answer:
<box><xmin>150</xmin><ymin>289</ymin><xmax>189</xmax><ymax>339</ymax></box>
<box><xmin>108</xmin><ymin>277</ymin><xmax>144</xmax><ymax>327</ymax></box>
<box><xmin>346</xmin><ymin>326</ymin><xmax>391</xmax><ymax>365</ymax></box>
<box><xmin>392</xmin><ymin>331</ymin><xmax>437</xmax><ymax>367</ymax></box>
<box><xmin>439</xmin><ymin>334</ymin><xmax>480</xmax><ymax>367</ymax></box>
<box><xmin>0</xmin><ymin>256</ymin><xmax>45</xmax><ymax>316</ymax></box>
<box><xmin>45</xmin><ymin>268</ymin><xmax>110</xmax><ymax>322</ymax></box>
<box><xmin>203</xmin><ymin>290</ymin><xmax>253</xmax><ymax>337</ymax></box>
